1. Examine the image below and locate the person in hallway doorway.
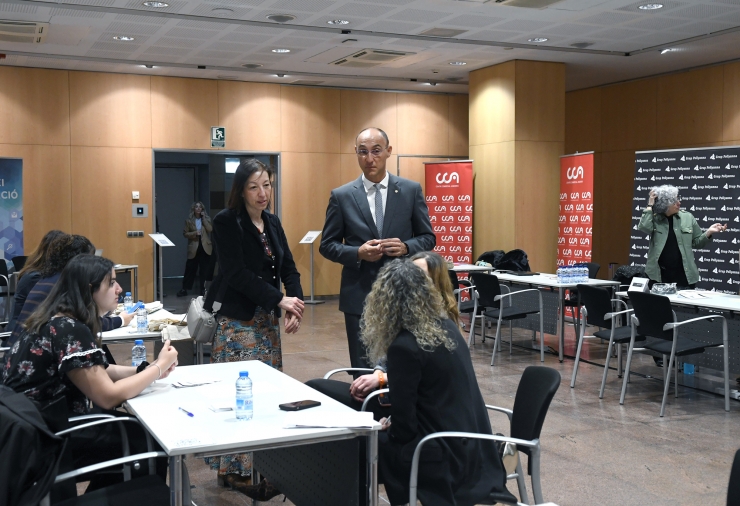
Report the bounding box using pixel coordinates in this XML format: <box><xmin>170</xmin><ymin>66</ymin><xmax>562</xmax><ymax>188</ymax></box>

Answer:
<box><xmin>640</xmin><ymin>185</ymin><xmax>726</xmax><ymax>290</ymax></box>
<box><xmin>319</xmin><ymin>127</ymin><xmax>436</xmax><ymax>370</ymax></box>
<box><xmin>177</xmin><ymin>201</ymin><xmax>212</xmax><ymax>297</ymax></box>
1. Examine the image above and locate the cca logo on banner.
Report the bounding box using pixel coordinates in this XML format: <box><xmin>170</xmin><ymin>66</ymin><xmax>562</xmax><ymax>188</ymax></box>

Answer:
<box><xmin>436</xmin><ymin>172</ymin><xmax>459</xmax><ymax>184</ymax></box>
<box><xmin>442</xmin><ymin>195</ymin><xmax>454</xmax><ymax>202</ymax></box>
<box><xmin>434</xmin><ymin>206</ymin><xmax>446</xmax><ymax>212</ymax></box>
<box><xmin>425</xmin><ymin>196</ymin><xmax>437</xmax><ymax>202</ymax></box>
<box><xmin>433</xmin><ymin>226</ymin><xmax>446</xmax><ymax>233</ymax></box>
<box><xmin>458</xmin><ymin>195</ymin><xmax>471</xmax><ymax>202</ymax></box>
<box><xmin>566</xmin><ymin>166</ymin><xmax>584</xmax><ymax>180</ymax></box>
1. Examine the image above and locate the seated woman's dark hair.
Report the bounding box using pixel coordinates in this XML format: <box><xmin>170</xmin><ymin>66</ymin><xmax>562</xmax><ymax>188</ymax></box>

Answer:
<box><xmin>18</xmin><ymin>230</ymin><xmax>66</xmax><ymax>279</ymax></box>
<box><xmin>40</xmin><ymin>234</ymin><xmax>95</xmax><ymax>278</ymax></box>
<box><xmin>227</xmin><ymin>158</ymin><xmax>274</xmax><ymax>210</ymax></box>
<box><xmin>25</xmin><ymin>255</ymin><xmax>114</xmax><ymax>338</ymax></box>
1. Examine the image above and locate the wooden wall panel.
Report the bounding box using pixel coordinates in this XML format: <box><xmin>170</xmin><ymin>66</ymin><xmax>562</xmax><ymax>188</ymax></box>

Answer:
<box><xmin>218</xmin><ymin>81</ymin><xmax>281</xmax><ymax>152</ymax></box>
<box><xmin>70</xmin><ymin>147</ymin><xmax>154</xmax><ymax>300</ymax></box>
<box><xmin>515</xmin><ymin>61</ymin><xmax>565</xmax><ymax>143</ymax></box>
<box><xmin>448</xmin><ymin>94</ymin><xmax>469</xmax><ymax>157</ymax></box>
<box><xmin>0</xmin><ymin>144</ymin><xmax>72</xmax><ymax>249</ymax></box>
<box><xmin>515</xmin><ymin>141</ymin><xmax>562</xmax><ymax>272</ymax></box>
<box><xmin>723</xmin><ymin>62</ymin><xmax>740</xmax><ymax>143</ymax></box>
<box><xmin>471</xmin><ymin>142</ymin><xmax>516</xmax><ymax>258</ymax></box>
<box><xmin>0</xmin><ymin>67</ymin><xmax>70</xmax><ymax>146</ymax></box>
<box><xmin>281</xmin><ymin>86</ymin><xmax>340</xmax><ymax>154</ymax></box>
<box><xmin>656</xmin><ymin>67</ymin><xmax>724</xmax><ymax>148</ymax></box>
<box><xmin>151</xmin><ymin>77</ymin><xmax>219</xmax><ymax>149</ymax></box>
<box><xmin>69</xmin><ymin>72</ymin><xmax>151</xmax><ymax>148</ymax></box>
<box><xmin>280</xmin><ymin>152</ymin><xmax>342</xmax><ymax>296</ymax></box>
<box><xmin>339</xmin><ymin>90</ymin><xmax>397</xmax><ymax>154</ymax></box>
<box><xmin>398</xmin><ymin>157</ymin><xmax>438</xmax><ymax>194</ymax></box>
<box><xmin>601</xmin><ymin>79</ymin><xmax>657</xmax><ymax>152</ymax></box>
<box><xmin>565</xmin><ymin>87</ymin><xmax>601</xmax><ymax>154</ymax></box>
<box><xmin>397</xmin><ymin>94</ymin><xmax>449</xmax><ymax>155</ymax></box>
<box><xmin>469</xmin><ymin>61</ymin><xmax>516</xmax><ymax>146</ymax></box>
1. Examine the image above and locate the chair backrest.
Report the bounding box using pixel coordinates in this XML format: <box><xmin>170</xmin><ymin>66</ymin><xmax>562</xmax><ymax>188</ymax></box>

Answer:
<box><xmin>628</xmin><ymin>291</ymin><xmax>674</xmax><ymax>341</ymax></box>
<box><xmin>729</xmin><ymin>449</ymin><xmax>740</xmax><ymax>506</ymax></box>
<box><xmin>470</xmin><ymin>273</ymin><xmax>502</xmax><ymax>308</ymax></box>
<box><xmin>0</xmin><ymin>385</ymin><xmax>65</xmax><ymax>506</ymax></box>
<box><xmin>586</xmin><ymin>262</ymin><xmax>600</xmax><ymax>279</ymax></box>
<box><xmin>448</xmin><ymin>270</ymin><xmax>460</xmax><ymax>292</ymax></box>
<box><xmin>576</xmin><ymin>284</ymin><xmax>613</xmax><ymax>329</ymax></box>
<box><xmin>11</xmin><ymin>256</ymin><xmax>27</xmax><ymax>272</ymax></box>
<box><xmin>511</xmin><ymin>366</ymin><xmax>561</xmax><ymax>444</ymax></box>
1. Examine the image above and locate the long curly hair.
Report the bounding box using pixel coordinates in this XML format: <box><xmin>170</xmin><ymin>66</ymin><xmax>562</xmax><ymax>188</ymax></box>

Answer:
<box><xmin>18</xmin><ymin>230</ymin><xmax>66</xmax><ymax>279</ymax></box>
<box><xmin>410</xmin><ymin>250</ymin><xmax>459</xmax><ymax>325</ymax></box>
<box><xmin>39</xmin><ymin>234</ymin><xmax>95</xmax><ymax>278</ymax></box>
<box><xmin>652</xmin><ymin>185</ymin><xmax>679</xmax><ymax>215</ymax></box>
<box><xmin>188</xmin><ymin>201</ymin><xmax>209</xmax><ymax>220</ymax></box>
<box><xmin>360</xmin><ymin>259</ymin><xmax>456</xmax><ymax>364</ymax></box>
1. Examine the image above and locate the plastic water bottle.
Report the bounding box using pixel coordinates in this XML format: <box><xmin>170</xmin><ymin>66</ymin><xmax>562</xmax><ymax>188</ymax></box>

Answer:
<box><xmin>123</xmin><ymin>292</ymin><xmax>133</xmax><ymax>313</ymax></box>
<box><xmin>136</xmin><ymin>304</ymin><xmax>148</xmax><ymax>334</ymax></box>
<box><xmin>131</xmin><ymin>339</ymin><xmax>146</xmax><ymax>367</ymax></box>
<box><xmin>556</xmin><ymin>267</ymin><xmax>564</xmax><ymax>284</ymax></box>
<box><xmin>563</xmin><ymin>266</ymin><xmax>572</xmax><ymax>285</ymax></box>
<box><xmin>235</xmin><ymin>371</ymin><xmax>253</xmax><ymax>420</ymax></box>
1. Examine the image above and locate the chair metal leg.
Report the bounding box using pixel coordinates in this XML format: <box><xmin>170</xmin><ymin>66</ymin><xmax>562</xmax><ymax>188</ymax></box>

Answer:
<box><xmin>617</xmin><ymin>343</ymin><xmax>623</xmax><ymax>378</ymax></box>
<box><xmin>468</xmin><ymin>313</ymin><xmax>476</xmax><ymax>346</ymax></box>
<box><xmin>530</xmin><ymin>445</ymin><xmax>544</xmax><ymax>505</ymax></box>
<box><xmin>674</xmin><ymin>356</ymin><xmax>679</xmax><ymax>399</ymax></box>
<box><xmin>491</xmin><ymin>315</ymin><xmax>503</xmax><ymax>366</ymax></box>
<box><xmin>509</xmin><ymin>321</ymin><xmax>513</xmax><ymax>355</ymax></box>
<box><xmin>514</xmin><ymin>456</ymin><xmax>529</xmax><ymax>505</ymax></box>
<box><xmin>660</xmin><ymin>350</ymin><xmax>677</xmax><ymax>417</ymax></box>
<box><xmin>599</xmin><ymin>337</ymin><xmax>615</xmax><ymax>398</ymax></box>
<box><xmin>570</xmin><ymin>314</ymin><xmax>587</xmax><ymax>389</ymax></box>
<box><xmin>724</xmin><ymin>319</ymin><xmax>730</xmax><ymax>411</ymax></box>
<box><xmin>619</xmin><ymin>329</ymin><xmax>638</xmax><ymax>405</ymax></box>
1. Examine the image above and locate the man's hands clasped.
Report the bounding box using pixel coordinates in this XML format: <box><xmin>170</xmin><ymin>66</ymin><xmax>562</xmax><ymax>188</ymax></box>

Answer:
<box><xmin>358</xmin><ymin>238</ymin><xmax>408</xmax><ymax>262</ymax></box>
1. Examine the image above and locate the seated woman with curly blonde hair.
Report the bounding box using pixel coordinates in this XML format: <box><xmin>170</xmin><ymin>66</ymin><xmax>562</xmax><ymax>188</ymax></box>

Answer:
<box><xmin>362</xmin><ymin>259</ymin><xmax>506</xmax><ymax>505</ymax></box>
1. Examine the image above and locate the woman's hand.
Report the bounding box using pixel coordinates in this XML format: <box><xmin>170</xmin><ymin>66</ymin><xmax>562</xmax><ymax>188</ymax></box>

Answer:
<box><xmin>349</xmin><ymin>373</ymin><xmax>380</xmax><ymax>402</ymax></box>
<box><xmin>278</xmin><ymin>296</ymin><xmax>304</xmax><ymax>318</ymax></box>
<box><xmin>120</xmin><ymin>311</ymin><xmax>135</xmax><ymax>326</ymax></box>
<box><xmin>379</xmin><ymin>416</ymin><xmax>391</xmax><ymax>431</ymax></box>
<box><xmin>707</xmin><ymin>223</ymin><xmax>728</xmax><ymax>237</ymax></box>
<box><xmin>648</xmin><ymin>189</ymin><xmax>657</xmax><ymax>207</ymax></box>
<box><xmin>156</xmin><ymin>339</ymin><xmax>178</xmax><ymax>372</ymax></box>
<box><xmin>156</xmin><ymin>359</ymin><xmax>177</xmax><ymax>380</ymax></box>
<box><xmin>284</xmin><ymin>313</ymin><xmax>301</xmax><ymax>334</ymax></box>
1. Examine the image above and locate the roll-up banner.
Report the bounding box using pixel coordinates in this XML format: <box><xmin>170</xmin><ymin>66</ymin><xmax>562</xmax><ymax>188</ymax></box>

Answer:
<box><xmin>0</xmin><ymin>158</ymin><xmax>23</xmax><ymax>263</ymax></box>
<box><xmin>558</xmin><ymin>152</ymin><xmax>594</xmax><ymax>268</ymax></box>
<box><xmin>425</xmin><ymin>161</ymin><xmax>474</xmax><ymax>297</ymax></box>
<box><xmin>629</xmin><ymin>146</ymin><xmax>740</xmax><ymax>293</ymax></box>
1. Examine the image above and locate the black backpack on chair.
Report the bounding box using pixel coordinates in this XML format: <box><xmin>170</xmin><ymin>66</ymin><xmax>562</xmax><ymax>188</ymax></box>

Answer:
<box><xmin>496</xmin><ymin>249</ymin><xmax>531</xmax><ymax>272</ymax></box>
<box><xmin>477</xmin><ymin>250</ymin><xmax>505</xmax><ymax>267</ymax></box>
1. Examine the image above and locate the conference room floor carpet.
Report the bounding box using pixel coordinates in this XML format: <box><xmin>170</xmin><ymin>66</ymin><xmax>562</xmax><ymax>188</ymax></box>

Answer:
<box><xmin>107</xmin><ymin>298</ymin><xmax>740</xmax><ymax>506</ymax></box>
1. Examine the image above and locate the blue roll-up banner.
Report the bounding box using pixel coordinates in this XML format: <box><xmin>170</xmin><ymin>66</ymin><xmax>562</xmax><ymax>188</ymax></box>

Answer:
<box><xmin>0</xmin><ymin>158</ymin><xmax>23</xmax><ymax>262</ymax></box>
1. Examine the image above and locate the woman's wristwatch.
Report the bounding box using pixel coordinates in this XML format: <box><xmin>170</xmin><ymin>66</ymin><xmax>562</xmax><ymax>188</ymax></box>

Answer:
<box><xmin>375</xmin><ymin>370</ymin><xmax>386</xmax><ymax>389</ymax></box>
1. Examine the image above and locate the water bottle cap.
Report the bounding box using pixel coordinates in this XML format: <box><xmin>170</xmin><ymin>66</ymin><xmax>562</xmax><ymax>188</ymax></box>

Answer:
<box><xmin>125</xmin><ymin>292</ymin><xmax>131</xmax><ymax>296</ymax></box>
<box><xmin>239</xmin><ymin>371</ymin><xmax>249</xmax><ymax>377</ymax></box>
<box><xmin>135</xmin><ymin>339</ymin><xmax>144</xmax><ymax>345</ymax></box>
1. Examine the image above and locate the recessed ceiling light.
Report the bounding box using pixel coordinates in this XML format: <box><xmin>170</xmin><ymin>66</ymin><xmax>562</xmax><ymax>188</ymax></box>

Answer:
<box><xmin>142</xmin><ymin>1</ymin><xmax>168</xmax><ymax>7</ymax></box>
<box><xmin>449</xmin><ymin>61</ymin><xmax>467</xmax><ymax>66</ymax></box>
<box><xmin>266</xmin><ymin>14</ymin><xmax>296</xmax><ymax>23</ymax></box>
<box><xmin>113</xmin><ymin>35</ymin><xmax>135</xmax><ymax>41</ymax></box>
<box><xmin>272</xmin><ymin>48</ymin><xmax>290</xmax><ymax>53</ymax></box>
<box><xmin>211</xmin><ymin>7</ymin><xmax>233</xmax><ymax>14</ymax></box>
<box><xmin>241</xmin><ymin>63</ymin><xmax>263</xmax><ymax>69</ymax></box>
<box><xmin>276</xmin><ymin>74</ymin><xmax>286</xmax><ymax>77</ymax></box>
<box><xmin>660</xmin><ymin>48</ymin><xmax>677</xmax><ymax>54</ymax></box>
<box><xmin>327</xmin><ymin>19</ymin><xmax>350</xmax><ymax>25</ymax></box>
<box><xmin>528</xmin><ymin>37</ymin><xmax>548</xmax><ymax>43</ymax></box>
<box><xmin>638</xmin><ymin>3</ymin><xmax>663</xmax><ymax>10</ymax></box>
<box><xmin>422</xmin><ymin>82</ymin><xmax>437</xmax><ymax>86</ymax></box>
<box><xmin>140</xmin><ymin>64</ymin><xmax>155</xmax><ymax>68</ymax></box>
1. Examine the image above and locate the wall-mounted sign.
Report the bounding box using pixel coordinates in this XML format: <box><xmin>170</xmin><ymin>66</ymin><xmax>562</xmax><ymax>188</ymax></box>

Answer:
<box><xmin>211</xmin><ymin>126</ymin><xmax>225</xmax><ymax>148</ymax></box>
<box><xmin>0</xmin><ymin>158</ymin><xmax>23</xmax><ymax>262</ymax></box>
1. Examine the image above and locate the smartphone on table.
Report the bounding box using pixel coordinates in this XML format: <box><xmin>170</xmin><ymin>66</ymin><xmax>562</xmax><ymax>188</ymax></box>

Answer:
<box><xmin>279</xmin><ymin>400</ymin><xmax>321</xmax><ymax>411</ymax></box>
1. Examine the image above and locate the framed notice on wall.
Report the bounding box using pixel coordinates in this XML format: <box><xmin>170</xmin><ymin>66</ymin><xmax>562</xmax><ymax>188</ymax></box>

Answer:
<box><xmin>0</xmin><ymin>158</ymin><xmax>23</xmax><ymax>262</ymax></box>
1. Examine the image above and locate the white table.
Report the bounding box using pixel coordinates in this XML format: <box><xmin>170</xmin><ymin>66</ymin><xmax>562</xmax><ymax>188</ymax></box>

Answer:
<box><xmin>617</xmin><ymin>290</ymin><xmax>740</xmax><ymax>312</ymax></box>
<box><xmin>101</xmin><ymin>309</ymin><xmax>185</xmax><ymax>343</ymax></box>
<box><xmin>489</xmin><ymin>272</ymin><xmax>620</xmax><ymax>362</ymax></box>
<box><xmin>126</xmin><ymin>361</ymin><xmax>380</xmax><ymax>506</ymax></box>
<box><xmin>451</xmin><ymin>263</ymin><xmax>495</xmax><ymax>273</ymax></box>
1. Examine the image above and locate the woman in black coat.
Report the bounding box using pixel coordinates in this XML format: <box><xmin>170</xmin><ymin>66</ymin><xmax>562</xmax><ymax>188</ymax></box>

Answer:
<box><xmin>361</xmin><ymin>259</ymin><xmax>507</xmax><ymax>506</ymax></box>
<box><xmin>203</xmin><ymin>159</ymin><xmax>304</xmax><ymax>498</ymax></box>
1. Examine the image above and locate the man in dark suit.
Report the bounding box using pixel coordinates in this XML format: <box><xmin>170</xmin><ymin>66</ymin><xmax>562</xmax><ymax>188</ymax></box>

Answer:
<box><xmin>320</xmin><ymin>127</ymin><xmax>435</xmax><ymax>369</ymax></box>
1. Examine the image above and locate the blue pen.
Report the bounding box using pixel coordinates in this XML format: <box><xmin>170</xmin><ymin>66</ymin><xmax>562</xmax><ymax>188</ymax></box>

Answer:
<box><xmin>179</xmin><ymin>407</ymin><xmax>194</xmax><ymax>417</ymax></box>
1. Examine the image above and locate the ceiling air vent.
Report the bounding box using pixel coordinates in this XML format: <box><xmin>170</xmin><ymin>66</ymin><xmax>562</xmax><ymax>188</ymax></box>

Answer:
<box><xmin>291</xmin><ymin>80</ymin><xmax>324</xmax><ymax>86</ymax></box>
<box><xmin>0</xmin><ymin>20</ymin><xmax>49</xmax><ymax>44</ymax></box>
<box><xmin>330</xmin><ymin>49</ymin><xmax>414</xmax><ymax>68</ymax></box>
<box><xmin>493</xmin><ymin>0</ymin><xmax>565</xmax><ymax>7</ymax></box>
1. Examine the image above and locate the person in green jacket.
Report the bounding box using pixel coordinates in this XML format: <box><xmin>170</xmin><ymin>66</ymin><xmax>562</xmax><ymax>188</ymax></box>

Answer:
<box><xmin>639</xmin><ymin>185</ymin><xmax>727</xmax><ymax>289</ymax></box>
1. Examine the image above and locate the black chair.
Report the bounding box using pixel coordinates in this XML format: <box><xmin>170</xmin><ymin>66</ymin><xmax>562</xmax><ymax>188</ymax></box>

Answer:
<box><xmin>410</xmin><ymin>366</ymin><xmax>561</xmax><ymax>505</ymax></box>
<box><xmin>0</xmin><ymin>261</ymin><xmax>12</xmax><ymax>321</ymax></box>
<box><xmin>469</xmin><ymin>273</ymin><xmax>544</xmax><ymax>366</ymax></box>
<box><xmin>448</xmin><ymin>270</ymin><xmax>475</xmax><ymax>329</ymax></box>
<box><xmin>622</xmin><ymin>291</ymin><xmax>730</xmax><ymax>417</ymax></box>
<box><xmin>570</xmin><ymin>284</ymin><xmax>645</xmax><ymax>398</ymax></box>
<box><xmin>563</xmin><ymin>262</ymin><xmax>600</xmax><ymax>338</ymax></box>
<box><xmin>728</xmin><ymin>449</ymin><xmax>740</xmax><ymax>506</ymax></box>
<box><xmin>11</xmin><ymin>255</ymin><xmax>27</xmax><ymax>272</ymax></box>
